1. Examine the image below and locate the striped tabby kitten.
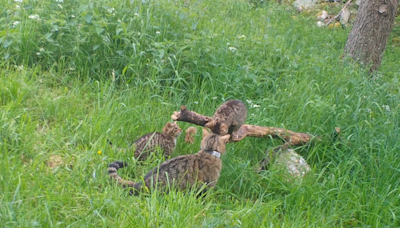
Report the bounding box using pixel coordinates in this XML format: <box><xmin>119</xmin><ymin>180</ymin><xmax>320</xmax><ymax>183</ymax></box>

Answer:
<box><xmin>108</xmin><ymin>128</ymin><xmax>231</xmax><ymax>195</ymax></box>
<box><xmin>132</xmin><ymin>121</ymin><xmax>182</xmax><ymax>160</ymax></box>
<box><xmin>205</xmin><ymin>100</ymin><xmax>247</xmax><ymax>136</ymax></box>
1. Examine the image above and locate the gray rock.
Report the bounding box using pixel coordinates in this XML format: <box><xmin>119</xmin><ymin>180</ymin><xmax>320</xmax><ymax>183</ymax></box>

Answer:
<box><xmin>260</xmin><ymin>148</ymin><xmax>311</xmax><ymax>181</ymax></box>
<box><xmin>294</xmin><ymin>0</ymin><xmax>317</xmax><ymax>10</ymax></box>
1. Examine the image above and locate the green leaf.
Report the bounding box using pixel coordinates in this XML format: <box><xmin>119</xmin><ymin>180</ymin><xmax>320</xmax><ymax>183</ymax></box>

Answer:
<box><xmin>45</xmin><ymin>33</ymin><xmax>53</xmax><ymax>39</ymax></box>
<box><xmin>95</xmin><ymin>27</ymin><xmax>105</xmax><ymax>35</ymax></box>
<box><xmin>191</xmin><ymin>22</ymin><xmax>198</xmax><ymax>30</ymax></box>
<box><xmin>116</xmin><ymin>28</ymin><xmax>123</xmax><ymax>35</ymax></box>
<box><xmin>3</xmin><ymin>52</ymin><xmax>10</xmax><ymax>60</ymax></box>
<box><xmin>84</xmin><ymin>14</ymin><xmax>93</xmax><ymax>23</ymax></box>
<box><xmin>3</xmin><ymin>39</ymin><xmax>13</xmax><ymax>48</ymax></box>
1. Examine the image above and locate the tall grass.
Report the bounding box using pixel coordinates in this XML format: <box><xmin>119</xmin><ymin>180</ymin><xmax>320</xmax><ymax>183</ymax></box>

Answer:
<box><xmin>1</xmin><ymin>0</ymin><xmax>400</xmax><ymax>226</ymax></box>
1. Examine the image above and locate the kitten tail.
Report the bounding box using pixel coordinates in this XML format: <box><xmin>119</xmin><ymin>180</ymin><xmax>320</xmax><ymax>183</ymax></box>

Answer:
<box><xmin>185</xmin><ymin>127</ymin><xmax>197</xmax><ymax>144</ymax></box>
<box><xmin>108</xmin><ymin>161</ymin><xmax>136</xmax><ymax>188</ymax></box>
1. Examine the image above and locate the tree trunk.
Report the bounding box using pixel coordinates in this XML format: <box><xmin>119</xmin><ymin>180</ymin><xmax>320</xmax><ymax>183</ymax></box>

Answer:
<box><xmin>344</xmin><ymin>0</ymin><xmax>398</xmax><ymax>72</ymax></box>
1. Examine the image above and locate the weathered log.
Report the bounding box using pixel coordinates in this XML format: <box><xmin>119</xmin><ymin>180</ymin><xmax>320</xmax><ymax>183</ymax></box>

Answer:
<box><xmin>171</xmin><ymin>105</ymin><xmax>317</xmax><ymax>145</ymax></box>
<box><xmin>171</xmin><ymin>105</ymin><xmax>209</xmax><ymax>126</ymax></box>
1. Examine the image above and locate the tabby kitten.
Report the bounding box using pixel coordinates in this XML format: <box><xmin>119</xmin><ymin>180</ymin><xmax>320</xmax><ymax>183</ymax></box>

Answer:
<box><xmin>205</xmin><ymin>100</ymin><xmax>247</xmax><ymax>136</ymax></box>
<box><xmin>133</xmin><ymin>121</ymin><xmax>182</xmax><ymax>160</ymax></box>
<box><xmin>109</xmin><ymin>122</ymin><xmax>182</xmax><ymax>160</ymax></box>
<box><xmin>108</xmin><ymin>128</ymin><xmax>231</xmax><ymax>195</ymax></box>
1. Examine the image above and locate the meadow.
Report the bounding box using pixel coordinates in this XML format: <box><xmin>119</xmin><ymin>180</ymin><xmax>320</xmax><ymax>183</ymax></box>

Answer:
<box><xmin>1</xmin><ymin>0</ymin><xmax>400</xmax><ymax>226</ymax></box>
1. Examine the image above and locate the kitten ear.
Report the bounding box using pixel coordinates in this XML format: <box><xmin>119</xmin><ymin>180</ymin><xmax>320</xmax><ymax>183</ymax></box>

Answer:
<box><xmin>204</xmin><ymin>120</ymin><xmax>214</xmax><ymax>129</ymax></box>
<box><xmin>220</xmin><ymin>124</ymin><xmax>228</xmax><ymax>135</ymax></box>
<box><xmin>202</xmin><ymin>128</ymin><xmax>211</xmax><ymax>138</ymax></box>
<box><xmin>163</xmin><ymin>122</ymin><xmax>171</xmax><ymax>132</ymax></box>
<box><xmin>220</xmin><ymin>134</ymin><xmax>231</xmax><ymax>143</ymax></box>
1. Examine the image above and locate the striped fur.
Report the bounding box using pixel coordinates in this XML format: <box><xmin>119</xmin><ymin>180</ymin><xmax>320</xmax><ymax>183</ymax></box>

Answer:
<box><xmin>205</xmin><ymin>100</ymin><xmax>247</xmax><ymax>136</ymax></box>
<box><xmin>108</xmin><ymin>128</ymin><xmax>231</xmax><ymax>195</ymax></box>
<box><xmin>133</xmin><ymin>122</ymin><xmax>182</xmax><ymax>160</ymax></box>
<box><xmin>110</xmin><ymin>122</ymin><xmax>182</xmax><ymax>161</ymax></box>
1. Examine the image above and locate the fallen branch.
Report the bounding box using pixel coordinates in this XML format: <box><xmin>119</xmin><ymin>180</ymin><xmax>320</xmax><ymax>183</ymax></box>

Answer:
<box><xmin>171</xmin><ymin>105</ymin><xmax>209</xmax><ymax>126</ymax></box>
<box><xmin>326</xmin><ymin>0</ymin><xmax>353</xmax><ymax>26</ymax></box>
<box><xmin>171</xmin><ymin>105</ymin><xmax>318</xmax><ymax>146</ymax></box>
<box><xmin>234</xmin><ymin>124</ymin><xmax>313</xmax><ymax>145</ymax></box>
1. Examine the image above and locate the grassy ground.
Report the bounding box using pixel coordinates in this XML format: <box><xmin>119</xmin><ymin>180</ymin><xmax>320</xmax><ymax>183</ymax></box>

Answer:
<box><xmin>1</xmin><ymin>0</ymin><xmax>400</xmax><ymax>227</ymax></box>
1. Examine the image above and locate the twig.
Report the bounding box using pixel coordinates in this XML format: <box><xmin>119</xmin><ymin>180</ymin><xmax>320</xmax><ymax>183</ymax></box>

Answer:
<box><xmin>326</xmin><ymin>0</ymin><xmax>353</xmax><ymax>25</ymax></box>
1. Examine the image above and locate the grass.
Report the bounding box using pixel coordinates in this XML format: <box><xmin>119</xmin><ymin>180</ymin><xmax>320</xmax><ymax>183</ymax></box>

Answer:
<box><xmin>1</xmin><ymin>0</ymin><xmax>400</xmax><ymax>227</ymax></box>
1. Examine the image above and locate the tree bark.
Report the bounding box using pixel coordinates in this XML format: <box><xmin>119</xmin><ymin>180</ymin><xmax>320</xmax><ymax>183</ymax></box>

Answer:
<box><xmin>344</xmin><ymin>0</ymin><xmax>398</xmax><ymax>72</ymax></box>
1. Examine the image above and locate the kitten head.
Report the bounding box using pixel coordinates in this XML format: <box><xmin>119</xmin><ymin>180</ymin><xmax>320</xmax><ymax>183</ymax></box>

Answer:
<box><xmin>201</xmin><ymin>128</ymin><xmax>230</xmax><ymax>154</ymax></box>
<box><xmin>204</xmin><ymin>118</ymin><xmax>228</xmax><ymax>136</ymax></box>
<box><xmin>163</xmin><ymin>122</ymin><xmax>182</xmax><ymax>138</ymax></box>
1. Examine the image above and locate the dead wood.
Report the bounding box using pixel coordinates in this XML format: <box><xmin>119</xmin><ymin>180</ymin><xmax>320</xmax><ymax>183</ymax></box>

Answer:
<box><xmin>326</xmin><ymin>0</ymin><xmax>353</xmax><ymax>25</ymax></box>
<box><xmin>171</xmin><ymin>105</ymin><xmax>320</xmax><ymax>146</ymax></box>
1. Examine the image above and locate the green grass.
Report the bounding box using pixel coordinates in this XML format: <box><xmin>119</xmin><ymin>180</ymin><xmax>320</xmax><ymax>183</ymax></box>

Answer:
<box><xmin>1</xmin><ymin>0</ymin><xmax>400</xmax><ymax>227</ymax></box>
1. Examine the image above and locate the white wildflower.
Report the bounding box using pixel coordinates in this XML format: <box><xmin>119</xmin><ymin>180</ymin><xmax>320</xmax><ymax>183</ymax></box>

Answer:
<box><xmin>194</xmin><ymin>101</ymin><xmax>199</xmax><ymax>104</ymax></box>
<box><xmin>238</xmin><ymin>35</ymin><xmax>246</xmax><ymax>40</ymax></box>
<box><xmin>156</xmin><ymin>31</ymin><xmax>161</xmax><ymax>34</ymax></box>
<box><xmin>382</xmin><ymin>105</ymin><xmax>390</xmax><ymax>112</ymax></box>
<box><xmin>55</xmin><ymin>0</ymin><xmax>63</xmax><ymax>2</ymax></box>
<box><xmin>212</xmin><ymin>97</ymin><xmax>218</xmax><ymax>100</ymax></box>
<box><xmin>316</xmin><ymin>21</ymin><xmax>325</xmax><ymax>27</ymax></box>
<box><xmin>13</xmin><ymin>21</ymin><xmax>20</xmax><ymax>28</ymax></box>
<box><xmin>70</xmin><ymin>15</ymin><xmax>76</xmax><ymax>18</ymax></box>
<box><xmin>14</xmin><ymin>0</ymin><xmax>23</xmax><ymax>2</ymax></box>
<box><xmin>108</xmin><ymin>8</ymin><xmax>115</xmax><ymax>13</ymax></box>
<box><xmin>118</xmin><ymin>19</ymin><xmax>122</xmax><ymax>23</ymax></box>
<box><xmin>134</xmin><ymin>13</ymin><xmax>140</xmax><ymax>17</ymax></box>
<box><xmin>69</xmin><ymin>67</ymin><xmax>76</xmax><ymax>71</ymax></box>
<box><xmin>39</xmin><ymin>48</ymin><xmax>45</xmax><ymax>52</ymax></box>
<box><xmin>366</xmin><ymin>108</ymin><xmax>372</xmax><ymax>113</ymax></box>
<box><xmin>15</xmin><ymin>65</ymin><xmax>24</xmax><ymax>70</ymax></box>
<box><xmin>252</xmin><ymin>104</ymin><xmax>260</xmax><ymax>108</ymax></box>
<box><xmin>57</xmin><ymin>4</ymin><xmax>63</xmax><ymax>9</ymax></box>
<box><xmin>103</xmin><ymin>36</ymin><xmax>110</xmax><ymax>43</ymax></box>
<box><xmin>15</xmin><ymin>5</ymin><xmax>20</xmax><ymax>9</ymax></box>
<box><xmin>246</xmin><ymin>100</ymin><xmax>252</xmax><ymax>104</ymax></box>
<box><xmin>36</xmin><ymin>52</ymin><xmax>41</xmax><ymax>56</ymax></box>
<box><xmin>228</xmin><ymin>46</ymin><xmax>237</xmax><ymax>52</ymax></box>
<box><xmin>29</xmin><ymin>14</ymin><xmax>40</xmax><ymax>20</ymax></box>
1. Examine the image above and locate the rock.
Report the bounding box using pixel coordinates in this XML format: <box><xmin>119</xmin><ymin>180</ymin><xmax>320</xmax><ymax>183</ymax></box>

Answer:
<box><xmin>340</xmin><ymin>8</ymin><xmax>351</xmax><ymax>25</ymax></box>
<box><xmin>317</xmin><ymin>10</ymin><xmax>329</xmax><ymax>20</ymax></box>
<box><xmin>260</xmin><ymin>147</ymin><xmax>311</xmax><ymax>181</ymax></box>
<box><xmin>274</xmin><ymin>149</ymin><xmax>311</xmax><ymax>179</ymax></box>
<box><xmin>294</xmin><ymin>0</ymin><xmax>317</xmax><ymax>10</ymax></box>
